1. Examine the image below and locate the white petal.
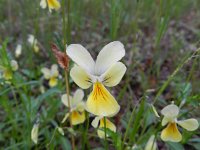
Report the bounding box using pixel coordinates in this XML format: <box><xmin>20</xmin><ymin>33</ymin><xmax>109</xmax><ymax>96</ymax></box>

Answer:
<box><xmin>70</xmin><ymin>65</ymin><xmax>93</xmax><ymax>89</ymax></box>
<box><xmin>100</xmin><ymin>62</ymin><xmax>126</xmax><ymax>87</ymax></box>
<box><xmin>72</xmin><ymin>89</ymin><xmax>84</xmax><ymax>106</ymax></box>
<box><xmin>51</xmin><ymin>64</ymin><xmax>59</xmax><ymax>77</ymax></box>
<box><xmin>40</xmin><ymin>0</ymin><xmax>47</xmax><ymax>9</ymax></box>
<box><xmin>31</xmin><ymin>123</ymin><xmax>39</xmax><ymax>144</ymax></box>
<box><xmin>28</xmin><ymin>34</ymin><xmax>37</xmax><ymax>45</ymax></box>
<box><xmin>145</xmin><ymin>135</ymin><xmax>157</xmax><ymax>150</ymax></box>
<box><xmin>66</xmin><ymin>44</ymin><xmax>95</xmax><ymax>74</ymax></box>
<box><xmin>75</xmin><ymin>102</ymin><xmax>86</xmax><ymax>112</ymax></box>
<box><xmin>91</xmin><ymin>116</ymin><xmax>101</xmax><ymax>128</ymax></box>
<box><xmin>177</xmin><ymin>119</ymin><xmax>199</xmax><ymax>131</ymax></box>
<box><xmin>161</xmin><ymin>104</ymin><xmax>179</xmax><ymax>119</ymax></box>
<box><xmin>15</xmin><ymin>44</ymin><xmax>22</xmax><ymax>58</ymax></box>
<box><xmin>10</xmin><ymin>60</ymin><xmax>18</xmax><ymax>71</ymax></box>
<box><xmin>95</xmin><ymin>41</ymin><xmax>125</xmax><ymax>75</ymax></box>
<box><xmin>61</xmin><ymin>94</ymin><xmax>72</xmax><ymax>107</ymax></box>
<box><xmin>162</xmin><ymin>116</ymin><xmax>170</xmax><ymax>126</ymax></box>
<box><xmin>41</xmin><ymin>67</ymin><xmax>51</xmax><ymax>79</ymax></box>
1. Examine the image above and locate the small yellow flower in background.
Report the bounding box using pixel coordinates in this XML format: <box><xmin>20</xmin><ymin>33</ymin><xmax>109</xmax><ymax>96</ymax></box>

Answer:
<box><xmin>28</xmin><ymin>34</ymin><xmax>39</xmax><ymax>53</ymax></box>
<box><xmin>0</xmin><ymin>60</ymin><xmax>18</xmax><ymax>80</ymax></box>
<box><xmin>41</xmin><ymin>64</ymin><xmax>59</xmax><ymax>87</ymax></box>
<box><xmin>61</xmin><ymin>89</ymin><xmax>86</xmax><ymax>125</ymax></box>
<box><xmin>66</xmin><ymin>41</ymin><xmax>126</xmax><ymax>117</ymax></box>
<box><xmin>15</xmin><ymin>44</ymin><xmax>22</xmax><ymax>58</ymax></box>
<box><xmin>92</xmin><ymin>116</ymin><xmax>116</xmax><ymax>139</ymax></box>
<box><xmin>145</xmin><ymin>135</ymin><xmax>157</xmax><ymax>150</ymax></box>
<box><xmin>2</xmin><ymin>69</ymin><xmax>12</xmax><ymax>80</ymax></box>
<box><xmin>31</xmin><ymin>123</ymin><xmax>39</xmax><ymax>144</ymax></box>
<box><xmin>161</xmin><ymin>104</ymin><xmax>199</xmax><ymax>142</ymax></box>
<box><xmin>40</xmin><ymin>0</ymin><xmax>61</xmax><ymax>12</ymax></box>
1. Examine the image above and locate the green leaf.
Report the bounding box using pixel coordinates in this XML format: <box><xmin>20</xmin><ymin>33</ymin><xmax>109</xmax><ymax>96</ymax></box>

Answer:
<box><xmin>167</xmin><ymin>142</ymin><xmax>184</xmax><ymax>150</ymax></box>
<box><xmin>130</xmin><ymin>97</ymin><xmax>145</xmax><ymax>142</ymax></box>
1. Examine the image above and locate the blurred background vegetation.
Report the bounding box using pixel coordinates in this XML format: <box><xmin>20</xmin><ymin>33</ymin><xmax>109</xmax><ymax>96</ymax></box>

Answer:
<box><xmin>0</xmin><ymin>0</ymin><xmax>200</xmax><ymax>149</ymax></box>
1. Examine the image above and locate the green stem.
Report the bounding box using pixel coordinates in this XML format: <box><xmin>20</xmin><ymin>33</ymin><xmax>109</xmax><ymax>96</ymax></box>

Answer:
<box><xmin>122</xmin><ymin>106</ymin><xmax>136</xmax><ymax>149</ymax></box>
<box><xmin>67</xmin><ymin>0</ymin><xmax>71</xmax><ymax>44</ymax></box>
<box><xmin>62</xmin><ymin>0</ymin><xmax>67</xmax><ymax>44</ymax></box>
<box><xmin>82</xmin><ymin>112</ymin><xmax>89</xmax><ymax>150</ymax></box>
<box><xmin>62</xmin><ymin>0</ymin><xmax>75</xmax><ymax>149</ymax></box>
<box><xmin>104</xmin><ymin>117</ymin><xmax>108</xmax><ymax>150</ymax></box>
<box><xmin>64</xmin><ymin>70</ymin><xmax>75</xmax><ymax>150</ymax></box>
<box><xmin>153</xmin><ymin>48</ymin><xmax>200</xmax><ymax>104</ymax></box>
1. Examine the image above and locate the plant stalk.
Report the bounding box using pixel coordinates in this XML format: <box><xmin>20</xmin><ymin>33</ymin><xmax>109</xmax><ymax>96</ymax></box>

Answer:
<box><xmin>104</xmin><ymin>117</ymin><xmax>108</xmax><ymax>150</ymax></box>
<box><xmin>62</xmin><ymin>0</ymin><xmax>75</xmax><ymax>149</ymax></box>
<box><xmin>64</xmin><ymin>70</ymin><xmax>75</xmax><ymax>150</ymax></box>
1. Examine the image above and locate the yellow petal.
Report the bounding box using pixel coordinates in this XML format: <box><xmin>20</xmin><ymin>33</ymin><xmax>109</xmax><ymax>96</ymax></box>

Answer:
<box><xmin>3</xmin><ymin>70</ymin><xmax>12</xmax><ymax>80</ymax></box>
<box><xmin>161</xmin><ymin>122</ymin><xmax>182</xmax><ymax>142</ymax></box>
<box><xmin>47</xmin><ymin>0</ymin><xmax>61</xmax><ymax>10</ymax></box>
<box><xmin>101</xmin><ymin>62</ymin><xmax>126</xmax><ymax>87</ymax></box>
<box><xmin>97</xmin><ymin>118</ymin><xmax>116</xmax><ymax>139</ymax></box>
<box><xmin>49</xmin><ymin>77</ymin><xmax>58</xmax><ymax>87</ymax></box>
<box><xmin>86</xmin><ymin>82</ymin><xmax>120</xmax><ymax>117</ymax></box>
<box><xmin>177</xmin><ymin>119</ymin><xmax>199</xmax><ymax>131</ymax></box>
<box><xmin>71</xmin><ymin>111</ymin><xmax>86</xmax><ymax>125</ymax></box>
<box><xmin>34</xmin><ymin>44</ymin><xmax>39</xmax><ymax>53</ymax></box>
<box><xmin>70</xmin><ymin>65</ymin><xmax>92</xmax><ymax>89</ymax></box>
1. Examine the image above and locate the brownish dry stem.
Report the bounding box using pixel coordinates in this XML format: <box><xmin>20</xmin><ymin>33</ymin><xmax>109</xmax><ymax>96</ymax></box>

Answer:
<box><xmin>64</xmin><ymin>70</ymin><xmax>75</xmax><ymax>150</ymax></box>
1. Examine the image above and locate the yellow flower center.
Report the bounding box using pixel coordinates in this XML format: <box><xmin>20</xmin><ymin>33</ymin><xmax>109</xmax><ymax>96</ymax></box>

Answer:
<box><xmin>161</xmin><ymin>122</ymin><xmax>182</xmax><ymax>142</ymax></box>
<box><xmin>71</xmin><ymin>111</ymin><xmax>85</xmax><ymax>125</ymax></box>
<box><xmin>47</xmin><ymin>0</ymin><xmax>60</xmax><ymax>10</ymax></box>
<box><xmin>86</xmin><ymin>82</ymin><xmax>120</xmax><ymax>116</ymax></box>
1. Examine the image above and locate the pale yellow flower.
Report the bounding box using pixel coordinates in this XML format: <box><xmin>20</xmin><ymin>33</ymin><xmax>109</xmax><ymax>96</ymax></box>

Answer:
<box><xmin>61</xmin><ymin>89</ymin><xmax>86</xmax><ymax>125</ymax></box>
<box><xmin>145</xmin><ymin>135</ymin><xmax>157</xmax><ymax>150</ymax></box>
<box><xmin>31</xmin><ymin>123</ymin><xmax>39</xmax><ymax>144</ymax></box>
<box><xmin>28</xmin><ymin>34</ymin><xmax>39</xmax><ymax>53</ymax></box>
<box><xmin>66</xmin><ymin>41</ymin><xmax>126</xmax><ymax>117</ymax></box>
<box><xmin>40</xmin><ymin>0</ymin><xmax>61</xmax><ymax>12</ymax></box>
<box><xmin>15</xmin><ymin>44</ymin><xmax>22</xmax><ymax>58</ymax></box>
<box><xmin>41</xmin><ymin>64</ymin><xmax>59</xmax><ymax>87</ymax></box>
<box><xmin>2</xmin><ymin>69</ymin><xmax>12</xmax><ymax>80</ymax></box>
<box><xmin>161</xmin><ymin>104</ymin><xmax>199</xmax><ymax>142</ymax></box>
<box><xmin>0</xmin><ymin>60</ymin><xmax>18</xmax><ymax>80</ymax></box>
<box><xmin>92</xmin><ymin>116</ymin><xmax>116</xmax><ymax>138</ymax></box>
